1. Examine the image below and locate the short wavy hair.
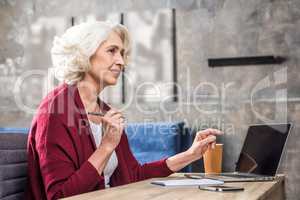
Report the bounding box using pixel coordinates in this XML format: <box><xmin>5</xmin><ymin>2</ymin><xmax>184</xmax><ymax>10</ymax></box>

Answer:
<box><xmin>51</xmin><ymin>21</ymin><xmax>131</xmax><ymax>84</ymax></box>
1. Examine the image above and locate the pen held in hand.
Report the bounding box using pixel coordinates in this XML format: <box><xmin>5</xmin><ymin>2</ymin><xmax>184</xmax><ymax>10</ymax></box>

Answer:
<box><xmin>88</xmin><ymin>112</ymin><xmax>105</xmax><ymax>117</ymax></box>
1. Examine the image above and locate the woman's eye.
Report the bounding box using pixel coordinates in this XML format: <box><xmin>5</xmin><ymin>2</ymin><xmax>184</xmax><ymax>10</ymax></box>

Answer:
<box><xmin>108</xmin><ymin>48</ymin><xmax>116</xmax><ymax>54</ymax></box>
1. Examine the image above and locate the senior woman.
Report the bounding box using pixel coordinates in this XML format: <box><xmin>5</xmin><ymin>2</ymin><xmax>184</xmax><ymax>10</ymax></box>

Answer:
<box><xmin>26</xmin><ymin>21</ymin><xmax>222</xmax><ymax>200</ymax></box>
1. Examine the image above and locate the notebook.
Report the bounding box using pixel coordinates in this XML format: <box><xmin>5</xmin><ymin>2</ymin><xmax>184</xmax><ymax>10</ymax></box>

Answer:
<box><xmin>151</xmin><ymin>178</ymin><xmax>224</xmax><ymax>187</ymax></box>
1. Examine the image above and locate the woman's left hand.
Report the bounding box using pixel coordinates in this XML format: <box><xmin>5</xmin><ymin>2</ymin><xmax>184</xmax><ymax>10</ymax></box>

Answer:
<box><xmin>187</xmin><ymin>128</ymin><xmax>223</xmax><ymax>160</ymax></box>
<box><xmin>166</xmin><ymin>128</ymin><xmax>223</xmax><ymax>172</ymax></box>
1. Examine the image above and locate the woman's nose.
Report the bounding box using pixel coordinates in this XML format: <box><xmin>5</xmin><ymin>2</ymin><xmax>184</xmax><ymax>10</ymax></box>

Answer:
<box><xmin>115</xmin><ymin>53</ymin><xmax>125</xmax><ymax>66</ymax></box>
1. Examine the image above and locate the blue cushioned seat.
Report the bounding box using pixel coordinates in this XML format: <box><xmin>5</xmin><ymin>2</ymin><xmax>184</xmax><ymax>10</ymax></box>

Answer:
<box><xmin>0</xmin><ymin>123</ymin><xmax>192</xmax><ymax>200</ymax></box>
<box><xmin>125</xmin><ymin>122</ymin><xmax>184</xmax><ymax>165</ymax></box>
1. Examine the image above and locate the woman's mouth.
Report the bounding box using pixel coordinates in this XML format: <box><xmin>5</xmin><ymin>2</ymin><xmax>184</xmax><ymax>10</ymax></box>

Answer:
<box><xmin>110</xmin><ymin>69</ymin><xmax>120</xmax><ymax>77</ymax></box>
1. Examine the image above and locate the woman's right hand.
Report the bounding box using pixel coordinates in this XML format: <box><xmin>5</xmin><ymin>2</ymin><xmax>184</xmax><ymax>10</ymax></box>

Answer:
<box><xmin>100</xmin><ymin>108</ymin><xmax>125</xmax><ymax>152</ymax></box>
<box><xmin>88</xmin><ymin>108</ymin><xmax>124</xmax><ymax>174</ymax></box>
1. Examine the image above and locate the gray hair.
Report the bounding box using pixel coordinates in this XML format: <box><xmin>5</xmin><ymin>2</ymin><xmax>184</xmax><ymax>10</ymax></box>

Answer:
<box><xmin>51</xmin><ymin>21</ymin><xmax>131</xmax><ymax>84</ymax></box>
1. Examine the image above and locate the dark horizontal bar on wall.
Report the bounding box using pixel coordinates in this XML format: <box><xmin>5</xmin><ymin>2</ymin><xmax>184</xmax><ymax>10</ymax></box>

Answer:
<box><xmin>208</xmin><ymin>55</ymin><xmax>286</xmax><ymax>67</ymax></box>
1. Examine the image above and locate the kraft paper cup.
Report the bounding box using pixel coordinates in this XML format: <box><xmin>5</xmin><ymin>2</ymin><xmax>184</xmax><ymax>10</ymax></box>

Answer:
<box><xmin>203</xmin><ymin>144</ymin><xmax>223</xmax><ymax>174</ymax></box>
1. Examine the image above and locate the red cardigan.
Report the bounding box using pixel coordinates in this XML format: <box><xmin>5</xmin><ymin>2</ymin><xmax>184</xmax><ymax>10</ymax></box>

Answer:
<box><xmin>26</xmin><ymin>83</ymin><xmax>173</xmax><ymax>200</ymax></box>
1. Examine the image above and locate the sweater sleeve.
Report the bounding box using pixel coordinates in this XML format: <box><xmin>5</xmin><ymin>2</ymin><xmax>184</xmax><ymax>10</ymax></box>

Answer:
<box><xmin>120</xmin><ymin>133</ymin><xmax>174</xmax><ymax>182</ymax></box>
<box><xmin>36</xmin><ymin>114</ymin><xmax>104</xmax><ymax>200</ymax></box>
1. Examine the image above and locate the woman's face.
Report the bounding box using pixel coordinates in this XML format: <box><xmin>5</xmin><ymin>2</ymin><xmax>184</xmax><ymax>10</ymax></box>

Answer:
<box><xmin>88</xmin><ymin>31</ymin><xmax>125</xmax><ymax>88</ymax></box>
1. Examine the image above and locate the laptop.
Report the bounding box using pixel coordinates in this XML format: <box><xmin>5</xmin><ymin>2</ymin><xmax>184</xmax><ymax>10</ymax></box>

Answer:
<box><xmin>193</xmin><ymin>123</ymin><xmax>292</xmax><ymax>182</ymax></box>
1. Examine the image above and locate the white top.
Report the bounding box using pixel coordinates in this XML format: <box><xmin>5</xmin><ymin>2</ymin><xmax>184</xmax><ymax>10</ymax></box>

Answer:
<box><xmin>89</xmin><ymin>121</ymin><xmax>118</xmax><ymax>188</ymax></box>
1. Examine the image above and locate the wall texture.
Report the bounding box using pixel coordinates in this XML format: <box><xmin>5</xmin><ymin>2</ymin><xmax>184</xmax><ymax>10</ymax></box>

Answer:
<box><xmin>0</xmin><ymin>0</ymin><xmax>299</xmax><ymax>199</ymax></box>
<box><xmin>175</xmin><ymin>2</ymin><xmax>300</xmax><ymax>200</ymax></box>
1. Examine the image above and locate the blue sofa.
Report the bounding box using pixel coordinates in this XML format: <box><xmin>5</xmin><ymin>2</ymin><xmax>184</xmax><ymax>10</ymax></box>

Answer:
<box><xmin>125</xmin><ymin>122</ymin><xmax>183</xmax><ymax>164</ymax></box>
<box><xmin>125</xmin><ymin>121</ymin><xmax>193</xmax><ymax>172</ymax></box>
<box><xmin>0</xmin><ymin>123</ymin><xmax>193</xmax><ymax>199</ymax></box>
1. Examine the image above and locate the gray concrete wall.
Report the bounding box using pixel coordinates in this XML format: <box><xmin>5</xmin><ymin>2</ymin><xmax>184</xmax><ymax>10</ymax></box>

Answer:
<box><xmin>175</xmin><ymin>2</ymin><xmax>300</xmax><ymax>199</ymax></box>
<box><xmin>1</xmin><ymin>0</ymin><xmax>299</xmax><ymax>199</ymax></box>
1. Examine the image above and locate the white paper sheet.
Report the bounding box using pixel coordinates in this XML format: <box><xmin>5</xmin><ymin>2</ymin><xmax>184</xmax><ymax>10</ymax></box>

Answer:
<box><xmin>151</xmin><ymin>178</ymin><xmax>224</xmax><ymax>187</ymax></box>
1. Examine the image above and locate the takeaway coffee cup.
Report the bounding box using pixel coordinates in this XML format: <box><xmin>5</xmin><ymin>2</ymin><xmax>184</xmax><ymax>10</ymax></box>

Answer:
<box><xmin>203</xmin><ymin>144</ymin><xmax>223</xmax><ymax>174</ymax></box>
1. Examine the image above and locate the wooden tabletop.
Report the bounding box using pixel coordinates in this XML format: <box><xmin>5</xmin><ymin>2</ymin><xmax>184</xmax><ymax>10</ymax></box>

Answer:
<box><xmin>62</xmin><ymin>173</ymin><xmax>285</xmax><ymax>200</ymax></box>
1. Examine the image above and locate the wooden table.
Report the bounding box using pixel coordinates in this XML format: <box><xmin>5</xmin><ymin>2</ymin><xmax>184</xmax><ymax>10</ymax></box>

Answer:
<box><xmin>62</xmin><ymin>173</ymin><xmax>285</xmax><ymax>200</ymax></box>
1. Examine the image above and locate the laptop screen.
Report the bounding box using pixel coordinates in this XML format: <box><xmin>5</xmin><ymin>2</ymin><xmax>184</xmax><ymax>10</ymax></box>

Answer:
<box><xmin>235</xmin><ymin>123</ymin><xmax>291</xmax><ymax>176</ymax></box>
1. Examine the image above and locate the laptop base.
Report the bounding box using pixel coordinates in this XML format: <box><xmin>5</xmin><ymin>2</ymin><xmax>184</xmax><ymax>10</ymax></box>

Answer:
<box><xmin>187</xmin><ymin>173</ymin><xmax>277</xmax><ymax>182</ymax></box>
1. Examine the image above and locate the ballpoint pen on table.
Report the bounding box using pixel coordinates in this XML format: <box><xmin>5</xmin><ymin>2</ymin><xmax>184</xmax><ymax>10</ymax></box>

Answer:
<box><xmin>184</xmin><ymin>174</ymin><xmax>204</xmax><ymax>179</ymax></box>
<box><xmin>184</xmin><ymin>174</ymin><xmax>222</xmax><ymax>182</ymax></box>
